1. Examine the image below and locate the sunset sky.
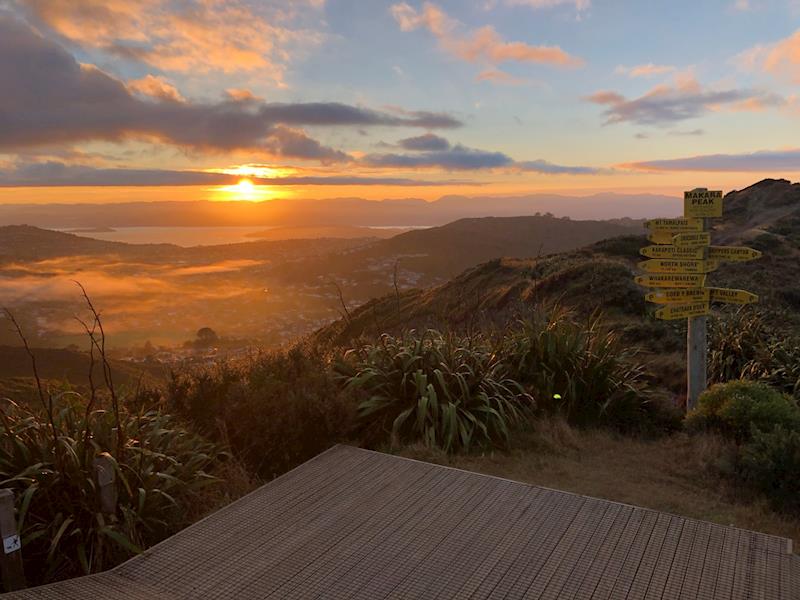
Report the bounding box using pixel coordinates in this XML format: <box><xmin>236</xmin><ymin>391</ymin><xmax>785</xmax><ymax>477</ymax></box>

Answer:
<box><xmin>1</xmin><ymin>0</ymin><xmax>799</xmax><ymax>204</ymax></box>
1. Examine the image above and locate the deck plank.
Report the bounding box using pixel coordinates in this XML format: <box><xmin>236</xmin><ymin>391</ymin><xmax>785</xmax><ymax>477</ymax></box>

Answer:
<box><xmin>3</xmin><ymin>445</ymin><xmax>794</xmax><ymax>600</ymax></box>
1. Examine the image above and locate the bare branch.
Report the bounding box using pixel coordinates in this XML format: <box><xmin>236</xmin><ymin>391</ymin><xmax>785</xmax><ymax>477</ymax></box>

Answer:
<box><xmin>74</xmin><ymin>281</ymin><xmax>125</xmax><ymax>459</ymax></box>
<box><xmin>328</xmin><ymin>278</ymin><xmax>351</xmax><ymax>325</ymax></box>
<box><xmin>2</xmin><ymin>308</ymin><xmax>59</xmax><ymax>455</ymax></box>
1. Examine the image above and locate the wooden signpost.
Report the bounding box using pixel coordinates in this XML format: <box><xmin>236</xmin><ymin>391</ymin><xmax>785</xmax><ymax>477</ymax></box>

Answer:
<box><xmin>636</xmin><ymin>188</ymin><xmax>761</xmax><ymax>411</ymax></box>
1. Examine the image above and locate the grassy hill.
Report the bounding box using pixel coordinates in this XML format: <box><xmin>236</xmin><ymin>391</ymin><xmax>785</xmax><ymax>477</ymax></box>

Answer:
<box><xmin>269</xmin><ymin>214</ymin><xmax>642</xmax><ymax>289</ymax></box>
<box><xmin>312</xmin><ymin>178</ymin><xmax>800</xmax><ymax>396</ymax></box>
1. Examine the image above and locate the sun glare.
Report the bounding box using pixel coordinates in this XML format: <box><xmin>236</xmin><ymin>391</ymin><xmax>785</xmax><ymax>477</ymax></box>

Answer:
<box><xmin>236</xmin><ymin>178</ymin><xmax>256</xmax><ymax>200</ymax></box>
<box><xmin>213</xmin><ymin>177</ymin><xmax>275</xmax><ymax>202</ymax></box>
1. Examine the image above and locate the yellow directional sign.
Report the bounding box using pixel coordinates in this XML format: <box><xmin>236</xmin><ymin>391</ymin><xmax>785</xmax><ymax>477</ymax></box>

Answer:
<box><xmin>648</xmin><ymin>231</ymin><xmax>675</xmax><ymax>244</ymax></box>
<box><xmin>645</xmin><ymin>218</ymin><xmax>703</xmax><ymax>232</ymax></box>
<box><xmin>640</xmin><ymin>245</ymin><xmax>705</xmax><ymax>259</ymax></box>
<box><xmin>684</xmin><ymin>190</ymin><xmax>723</xmax><ymax>218</ymax></box>
<box><xmin>646</xmin><ymin>288</ymin><xmax>710</xmax><ymax>304</ymax></box>
<box><xmin>707</xmin><ymin>246</ymin><xmax>762</xmax><ymax>262</ymax></box>
<box><xmin>635</xmin><ymin>274</ymin><xmax>707</xmax><ymax>288</ymax></box>
<box><xmin>673</xmin><ymin>232</ymin><xmax>711</xmax><ymax>247</ymax></box>
<box><xmin>638</xmin><ymin>259</ymin><xmax>719</xmax><ymax>274</ymax></box>
<box><xmin>656</xmin><ymin>302</ymin><xmax>711</xmax><ymax>320</ymax></box>
<box><xmin>708</xmin><ymin>287</ymin><xmax>759</xmax><ymax>305</ymax></box>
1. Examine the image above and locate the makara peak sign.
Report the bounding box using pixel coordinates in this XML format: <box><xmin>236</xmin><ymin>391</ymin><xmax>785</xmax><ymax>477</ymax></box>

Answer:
<box><xmin>684</xmin><ymin>189</ymin><xmax>723</xmax><ymax>217</ymax></box>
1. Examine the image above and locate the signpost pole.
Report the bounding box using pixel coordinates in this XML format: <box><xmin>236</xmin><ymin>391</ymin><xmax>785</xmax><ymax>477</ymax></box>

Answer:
<box><xmin>686</xmin><ymin>214</ymin><xmax>709</xmax><ymax>411</ymax></box>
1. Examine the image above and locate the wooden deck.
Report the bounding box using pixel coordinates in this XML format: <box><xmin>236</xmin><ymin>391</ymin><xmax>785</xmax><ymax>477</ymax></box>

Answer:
<box><xmin>6</xmin><ymin>445</ymin><xmax>798</xmax><ymax>599</ymax></box>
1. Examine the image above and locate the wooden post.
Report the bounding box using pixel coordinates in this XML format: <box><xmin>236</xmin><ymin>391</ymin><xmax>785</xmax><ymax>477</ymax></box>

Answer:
<box><xmin>687</xmin><ymin>212</ymin><xmax>709</xmax><ymax>412</ymax></box>
<box><xmin>94</xmin><ymin>453</ymin><xmax>118</xmax><ymax>516</ymax></box>
<box><xmin>0</xmin><ymin>489</ymin><xmax>26</xmax><ymax>591</ymax></box>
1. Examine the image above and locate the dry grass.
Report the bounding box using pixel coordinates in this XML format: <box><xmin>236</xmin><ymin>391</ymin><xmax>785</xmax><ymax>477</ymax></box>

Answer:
<box><xmin>398</xmin><ymin>418</ymin><xmax>800</xmax><ymax>551</ymax></box>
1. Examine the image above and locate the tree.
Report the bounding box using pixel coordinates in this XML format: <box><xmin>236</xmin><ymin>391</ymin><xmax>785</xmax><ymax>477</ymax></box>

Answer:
<box><xmin>196</xmin><ymin>327</ymin><xmax>218</xmax><ymax>345</ymax></box>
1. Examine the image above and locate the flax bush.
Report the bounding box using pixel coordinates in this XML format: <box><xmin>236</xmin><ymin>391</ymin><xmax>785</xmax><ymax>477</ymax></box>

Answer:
<box><xmin>501</xmin><ymin>308</ymin><xmax>657</xmax><ymax>432</ymax></box>
<box><xmin>336</xmin><ymin>331</ymin><xmax>533</xmax><ymax>452</ymax></box>
<box><xmin>0</xmin><ymin>397</ymin><xmax>225</xmax><ymax>587</ymax></box>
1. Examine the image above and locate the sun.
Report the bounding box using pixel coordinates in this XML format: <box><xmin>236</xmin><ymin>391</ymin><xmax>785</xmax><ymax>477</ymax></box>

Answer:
<box><xmin>235</xmin><ymin>178</ymin><xmax>257</xmax><ymax>201</ymax></box>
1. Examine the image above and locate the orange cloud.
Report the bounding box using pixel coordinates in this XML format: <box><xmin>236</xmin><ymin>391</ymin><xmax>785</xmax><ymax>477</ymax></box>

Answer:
<box><xmin>737</xmin><ymin>29</ymin><xmax>800</xmax><ymax>83</ymax></box>
<box><xmin>127</xmin><ymin>74</ymin><xmax>185</xmax><ymax>102</ymax></box>
<box><xmin>17</xmin><ymin>0</ymin><xmax>325</xmax><ymax>84</ymax></box>
<box><xmin>475</xmin><ymin>70</ymin><xmax>528</xmax><ymax>85</ymax></box>
<box><xmin>390</xmin><ymin>2</ymin><xmax>583</xmax><ymax>68</ymax></box>
<box><xmin>615</xmin><ymin>63</ymin><xmax>676</xmax><ymax>78</ymax></box>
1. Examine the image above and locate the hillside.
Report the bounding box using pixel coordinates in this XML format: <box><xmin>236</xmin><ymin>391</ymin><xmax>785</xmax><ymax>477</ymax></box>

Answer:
<box><xmin>312</xmin><ymin>179</ymin><xmax>800</xmax><ymax>392</ymax></box>
<box><xmin>0</xmin><ymin>345</ymin><xmax>165</xmax><ymax>399</ymax></box>
<box><xmin>269</xmin><ymin>214</ymin><xmax>641</xmax><ymax>287</ymax></box>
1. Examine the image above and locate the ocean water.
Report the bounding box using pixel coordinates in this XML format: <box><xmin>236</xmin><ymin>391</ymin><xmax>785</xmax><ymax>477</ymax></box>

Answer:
<box><xmin>60</xmin><ymin>225</ymin><xmax>427</xmax><ymax>247</ymax></box>
<box><xmin>62</xmin><ymin>226</ymin><xmax>270</xmax><ymax>246</ymax></box>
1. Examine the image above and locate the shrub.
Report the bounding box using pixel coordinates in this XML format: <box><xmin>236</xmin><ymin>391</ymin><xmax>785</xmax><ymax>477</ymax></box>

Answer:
<box><xmin>0</xmin><ymin>398</ymin><xmax>225</xmax><ymax>586</ymax></box>
<box><xmin>335</xmin><ymin>331</ymin><xmax>533</xmax><ymax>453</ymax></box>
<box><xmin>167</xmin><ymin>346</ymin><xmax>357</xmax><ymax>478</ymax></box>
<box><xmin>686</xmin><ymin>380</ymin><xmax>800</xmax><ymax>443</ymax></box>
<box><xmin>709</xmin><ymin>308</ymin><xmax>800</xmax><ymax>398</ymax></box>
<box><xmin>501</xmin><ymin>308</ymin><xmax>656</xmax><ymax>432</ymax></box>
<box><xmin>739</xmin><ymin>426</ymin><xmax>800</xmax><ymax>514</ymax></box>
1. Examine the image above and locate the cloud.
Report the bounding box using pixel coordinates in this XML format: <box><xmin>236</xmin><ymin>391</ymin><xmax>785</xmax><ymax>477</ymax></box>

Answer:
<box><xmin>668</xmin><ymin>128</ymin><xmax>705</xmax><ymax>136</ymax></box>
<box><xmin>585</xmin><ymin>77</ymin><xmax>784</xmax><ymax>126</ymax></box>
<box><xmin>475</xmin><ymin>69</ymin><xmax>528</xmax><ymax>85</ymax></box>
<box><xmin>397</xmin><ymin>133</ymin><xmax>451</xmax><ymax>151</ymax></box>
<box><xmin>127</xmin><ymin>74</ymin><xmax>185</xmax><ymax>102</ymax></box>
<box><xmin>170</xmin><ymin>260</ymin><xmax>264</xmax><ymax>277</ymax></box>
<box><xmin>364</xmin><ymin>144</ymin><xmax>512</xmax><ymax>170</ymax></box>
<box><xmin>614</xmin><ymin>63</ymin><xmax>676</xmax><ymax>78</ymax></box>
<box><xmin>505</xmin><ymin>0</ymin><xmax>590</xmax><ymax>11</ymax></box>
<box><xmin>515</xmin><ymin>160</ymin><xmax>603</xmax><ymax>174</ymax></box>
<box><xmin>0</xmin><ymin>17</ymin><xmax>459</xmax><ymax>160</ymax></box>
<box><xmin>12</xmin><ymin>0</ymin><xmax>326</xmax><ymax>85</ymax></box>
<box><xmin>736</xmin><ymin>29</ymin><xmax>800</xmax><ymax>83</ymax></box>
<box><xmin>364</xmin><ymin>142</ymin><xmax>601</xmax><ymax>173</ymax></box>
<box><xmin>390</xmin><ymin>2</ymin><xmax>583</xmax><ymax>68</ymax></box>
<box><xmin>0</xmin><ymin>161</ymin><xmax>474</xmax><ymax>187</ymax></box>
<box><xmin>620</xmin><ymin>148</ymin><xmax>800</xmax><ymax>172</ymax></box>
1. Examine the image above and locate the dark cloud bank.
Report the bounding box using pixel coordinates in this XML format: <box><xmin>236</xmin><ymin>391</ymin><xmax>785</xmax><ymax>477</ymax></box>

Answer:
<box><xmin>0</xmin><ymin>16</ymin><xmax>460</xmax><ymax>162</ymax></box>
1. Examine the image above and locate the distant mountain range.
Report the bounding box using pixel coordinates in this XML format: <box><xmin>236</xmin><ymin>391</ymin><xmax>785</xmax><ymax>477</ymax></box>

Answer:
<box><xmin>0</xmin><ymin>192</ymin><xmax>681</xmax><ymax>228</ymax></box>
